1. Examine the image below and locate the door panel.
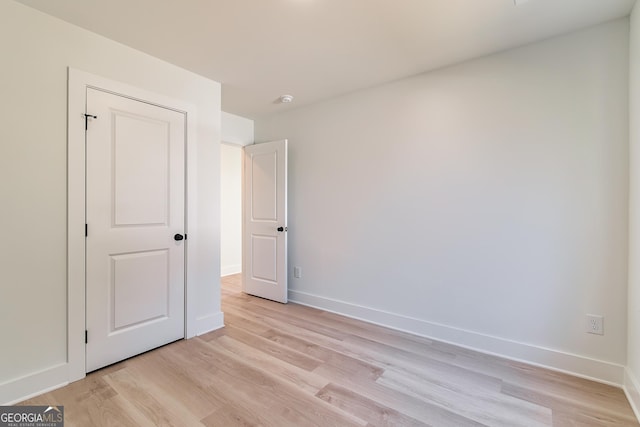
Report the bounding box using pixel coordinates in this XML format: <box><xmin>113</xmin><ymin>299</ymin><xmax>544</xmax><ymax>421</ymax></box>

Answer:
<box><xmin>111</xmin><ymin>250</ymin><xmax>169</xmax><ymax>330</ymax></box>
<box><xmin>243</xmin><ymin>140</ymin><xmax>288</xmax><ymax>303</ymax></box>
<box><xmin>251</xmin><ymin>151</ymin><xmax>278</xmax><ymax>220</ymax></box>
<box><xmin>113</xmin><ymin>114</ymin><xmax>170</xmax><ymax>226</ymax></box>
<box><xmin>251</xmin><ymin>235</ymin><xmax>278</xmax><ymax>282</ymax></box>
<box><xmin>86</xmin><ymin>88</ymin><xmax>185</xmax><ymax>372</ymax></box>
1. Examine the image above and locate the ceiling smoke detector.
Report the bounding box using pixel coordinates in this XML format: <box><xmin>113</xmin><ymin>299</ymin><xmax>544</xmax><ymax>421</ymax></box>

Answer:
<box><xmin>279</xmin><ymin>95</ymin><xmax>294</xmax><ymax>103</ymax></box>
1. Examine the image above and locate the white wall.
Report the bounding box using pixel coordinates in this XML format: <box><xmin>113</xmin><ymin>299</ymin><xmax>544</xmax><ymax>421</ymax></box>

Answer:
<box><xmin>222</xmin><ymin>111</ymin><xmax>254</xmax><ymax>146</ymax></box>
<box><xmin>627</xmin><ymin>2</ymin><xmax>640</xmax><ymax>417</ymax></box>
<box><xmin>256</xmin><ymin>19</ymin><xmax>630</xmax><ymax>384</ymax></box>
<box><xmin>221</xmin><ymin>143</ymin><xmax>243</xmax><ymax>276</ymax></box>
<box><xmin>0</xmin><ymin>0</ymin><xmax>222</xmax><ymax>403</ymax></box>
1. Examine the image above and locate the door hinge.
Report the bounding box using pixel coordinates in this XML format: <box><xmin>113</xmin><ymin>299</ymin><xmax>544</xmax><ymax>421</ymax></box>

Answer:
<box><xmin>85</xmin><ymin>330</ymin><xmax>88</xmax><ymax>344</ymax></box>
<box><xmin>85</xmin><ymin>224</ymin><xmax>88</xmax><ymax>237</ymax></box>
<box><xmin>84</xmin><ymin>114</ymin><xmax>97</xmax><ymax>130</ymax></box>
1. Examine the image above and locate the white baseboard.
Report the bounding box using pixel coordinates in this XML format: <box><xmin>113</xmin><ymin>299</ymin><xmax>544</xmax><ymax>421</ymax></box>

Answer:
<box><xmin>194</xmin><ymin>311</ymin><xmax>225</xmax><ymax>337</ymax></box>
<box><xmin>221</xmin><ymin>265</ymin><xmax>241</xmax><ymax>277</ymax></box>
<box><xmin>289</xmin><ymin>290</ymin><xmax>625</xmax><ymax>386</ymax></box>
<box><xmin>0</xmin><ymin>363</ymin><xmax>68</xmax><ymax>405</ymax></box>
<box><xmin>625</xmin><ymin>368</ymin><xmax>640</xmax><ymax>422</ymax></box>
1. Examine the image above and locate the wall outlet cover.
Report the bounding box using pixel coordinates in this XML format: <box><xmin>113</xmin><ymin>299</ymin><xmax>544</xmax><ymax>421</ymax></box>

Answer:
<box><xmin>586</xmin><ymin>314</ymin><xmax>604</xmax><ymax>335</ymax></box>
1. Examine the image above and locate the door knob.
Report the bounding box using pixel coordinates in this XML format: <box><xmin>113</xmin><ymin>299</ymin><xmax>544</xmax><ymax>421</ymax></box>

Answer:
<box><xmin>174</xmin><ymin>234</ymin><xmax>184</xmax><ymax>241</ymax></box>
<box><xmin>277</xmin><ymin>227</ymin><xmax>284</xmax><ymax>232</ymax></box>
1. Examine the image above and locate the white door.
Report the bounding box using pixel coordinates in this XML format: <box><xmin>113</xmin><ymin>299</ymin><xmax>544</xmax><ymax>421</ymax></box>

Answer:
<box><xmin>85</xmin><ymin>88</ymin><xmax>186</xmax><ymax>372</ymax></box>
<box><xmin>243</xmin><ymin>140</ymin><xmax>288</xmax><ymax>303</ymax></box>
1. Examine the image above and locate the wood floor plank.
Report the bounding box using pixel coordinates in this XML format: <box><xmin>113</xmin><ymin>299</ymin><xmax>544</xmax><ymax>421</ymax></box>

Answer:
<box><xmin>313</xmin><ymin>361</ymin><xmax>487</xmax><ymax>426</ymax></box>
<box><xmin>123</xmin><ymin>350</ymin><xmax>221</xmax><ymax>420</ymax></box>
<box><xmin>377</xmin><ymin>366</ymin><xmax>552</xmax><ymax>427</ymax></box>
<box><xmin>224</xmin><ymin>296</ymin><xmax>351</xmax><ymax>341</ymax></box>
<box><xmin>502</xmin><ymin>382</ymin><xmax>639</xmax><ymax>427</ymax></box>
<box><xmin>551</xmin><ymin>408</ymin><xmax>637</xmax><ymax>427</ymax></box>
<box><xmin>249</xmin><ymin>296</ymin><xmax>459</xmax><ymax>365</ymax></box>
<box><xmin>220</xmin><ymin>310</ymin><xmax>273</xmax><ymax>335</ymax></box>
<box><xmin>161</xmin><ymin>340</ymin><xmax>334</xmax><ymax>427</ymax></box>
<box><xmin>260</xmin><ymin>328</ymin><xmax>385</xmax><ymax>382</ymax></box>
<box><xmin>17</xmin><ymin>274</ymin><xmax>639</xmax><ymax>426</ymax></box>
<box><xmin>215</xmin><ymin>323</ymin><xmax>324</xmax><ymax>371</ymax></box>
<box><xmin>87</xmin><ymin>394</ymin><xmax>156</xmax><ymax>427</ymax></box>
<box><xmin>166</xmin><ymin>336</ymin><xmax>368</xmax><ymax>426</ymax></box>
<box><xmin>224</xmin><ymin>303</ymin><xmax>393</xmax><ymax>375</ymax></box>
<box><xmin>316</xmin><ymin>382</ymin><xmax>429</xmax><ymax>427</ymax></box>
<box><xmin>315</xmin><ymin>309</ymin><xmax>458</xmax><ymax>360</ymax></box>
<box><xmin>103</xmin><ymin>365</ymin><xmax>206</xmax><ymax>426</ymax></box>
<box><xmin>201</xmin><ymin>405</ymin><xmax>262</xmax><ymax>427</ymax></box>
<box><xmin>22</xmin><ymin>366</ymin><xmax>130</xmax><ymax>427</ymax></box>
<box><xmin>213</xmin><ymin>334</ymin><xmax>329</xmax><ymax>394</ymax></box>
<box><xmin>343</xmin><ymin>334</ymin><xmax>503</xmax><ymax>392</ymax></box>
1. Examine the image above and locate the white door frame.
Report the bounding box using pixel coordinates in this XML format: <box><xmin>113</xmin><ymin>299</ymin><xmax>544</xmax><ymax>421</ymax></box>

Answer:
<box><xmin>67</xmin><ymin>68</ymin><xmax>199</xmax><ymax>382</ymax></box>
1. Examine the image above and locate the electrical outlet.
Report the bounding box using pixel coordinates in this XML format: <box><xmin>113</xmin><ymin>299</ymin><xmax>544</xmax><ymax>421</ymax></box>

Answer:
<box><xmin>586</xmin><ymin>314</ymin><xmax>604</xmax><ymax>335</ymax></box>
<box><xmin>294</xmin><ymin>266</ymin><xmax>302</xmax><ymax>278</ymax></box>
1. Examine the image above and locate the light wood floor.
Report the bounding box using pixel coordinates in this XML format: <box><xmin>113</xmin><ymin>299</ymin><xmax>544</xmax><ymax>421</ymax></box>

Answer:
<box><xmin>23</xmin><ymin>274</ymin><xmax>639</xmax><ymax>426</ymax></box>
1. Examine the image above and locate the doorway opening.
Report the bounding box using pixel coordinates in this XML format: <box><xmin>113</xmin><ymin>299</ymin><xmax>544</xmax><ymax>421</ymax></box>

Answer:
<box><xmin>220</xmin><ymin>140</ymin><xmax>289</xmax><ymax>303</ymax></box>
<box><xmin>221</xmin><ymin>142</ymin><xmax>243</xmax><ymax>278</ymax></box>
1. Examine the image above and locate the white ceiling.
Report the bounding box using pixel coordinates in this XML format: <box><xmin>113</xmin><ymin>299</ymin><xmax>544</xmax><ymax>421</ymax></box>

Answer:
<box><xmin>16</xmin><ymin>0</ymin><xmax>637</xmax><ymax>118</ymax></box>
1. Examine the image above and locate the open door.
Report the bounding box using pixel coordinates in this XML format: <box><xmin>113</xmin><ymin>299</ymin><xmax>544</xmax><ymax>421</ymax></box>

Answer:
<box><xmin>243</xmin><ymin>140</ymin><xmax>288</xmax><ymax>303</ymax></box>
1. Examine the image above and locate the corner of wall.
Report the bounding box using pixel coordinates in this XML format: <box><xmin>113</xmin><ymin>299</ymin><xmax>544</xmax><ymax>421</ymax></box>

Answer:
<box><xmin>193</xmin><ymin>312</ymin><xmax>225</xmax><ymax>337</ymax></box>
<box><xmin>625</xmin><ymin>368</ymin><xmax>640</xmax><ymax>422</ymax></box>
<box><xmin>629</xmin><ymin>1</ymin><xmax>640</xmax><ymax>422</ymax></box>
<box><xmin>221</xmin><ymin>111</ymin><xmax>254</xmax><ymax>146</ymax></box>
<box><xmin>221</xmin><ymin>265</ymin><xmax>242</xmax><ymax>276</ymax></box>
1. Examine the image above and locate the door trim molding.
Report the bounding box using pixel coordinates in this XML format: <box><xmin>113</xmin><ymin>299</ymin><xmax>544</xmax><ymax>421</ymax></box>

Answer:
<box><xmin>67</xmin><ymin>68</ymin><xmax>199</xmax><ymax>382</ymax></box>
